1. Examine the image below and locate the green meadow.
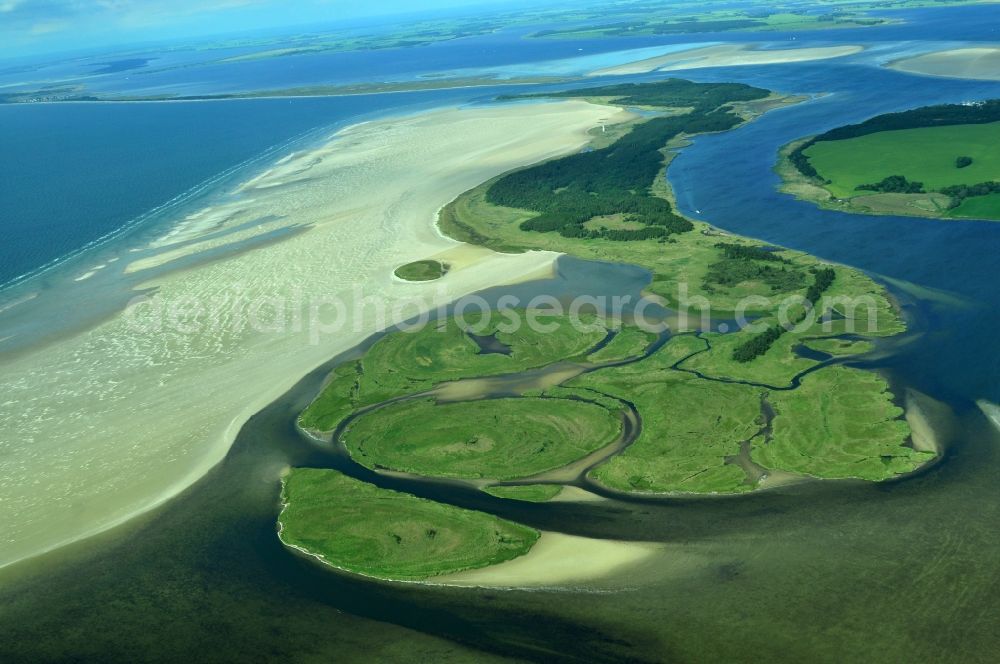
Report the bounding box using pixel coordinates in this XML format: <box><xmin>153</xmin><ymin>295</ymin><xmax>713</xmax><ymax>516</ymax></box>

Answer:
<box><xmin>342</xmin><ymin>396</ymin><xmax>622</xmax><ymax>480</ymax></box>
<box><xmin>950</xmin><ymin>192</ymin><xmax>1000</xmax><ymax>219</ymax></box>
<box><xmin>279</xmin><ymin>469</ymin><xmax>538</xmax><ymax>580</ymax></box>
<box><xmin>803</xmin><ymin>122</ymin><xmax>1000</xmax><ymax>200</ymax></box>
<box><xmin>754</xmin><ymin>366</ymin><xmax>934</xmax><ymax>480</ymax></box>
<box><xmin>299</xmin><ymin>312</ymin><xmax>608</xmax><ymax>433</ymax></box>
<box><xmin>570</xmin><ymin>337</ymin><xmax>765</xmax><ymax>494</ymax></box>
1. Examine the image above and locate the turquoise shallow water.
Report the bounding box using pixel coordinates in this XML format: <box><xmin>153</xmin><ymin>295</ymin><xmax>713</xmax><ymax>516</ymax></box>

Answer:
<box><xmin>0</xmin><ymin>95</ymin><xmax>429</xmax><ymax>291</ymax></box>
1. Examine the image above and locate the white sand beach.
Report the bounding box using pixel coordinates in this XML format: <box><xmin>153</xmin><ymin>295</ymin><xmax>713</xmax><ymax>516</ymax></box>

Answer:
<box><xmin>0</xmin><ymin>99</ymin><xmax>620</xmax><ymax>569</ymax></box>
<box><xmin>889</xmin><ymin>47</ymin><xmax>1000</xmax><ymax>81</ymax></box>
<box><xmin>589</xmin><ymin>44</ymin><xmax>863</xmax><ymax>77</ymax></box>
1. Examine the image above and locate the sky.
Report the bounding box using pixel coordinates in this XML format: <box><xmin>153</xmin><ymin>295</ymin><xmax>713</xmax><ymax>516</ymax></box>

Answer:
<box><xmin>0</xmin><ymin>0</ymin><xmax>540</xmax><ymax>59</ymax></box>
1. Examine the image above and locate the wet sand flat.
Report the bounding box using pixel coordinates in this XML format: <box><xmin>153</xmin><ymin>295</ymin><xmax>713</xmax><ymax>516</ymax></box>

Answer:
<box><xmin>589</xmin><ymin>44</ymin><xmax>863</xmax><ymax>77</ymax></box>
<box><xmin>0</xmin><ymin>100</ymin><xmax>617</xmax><ymax>569</ymax></box>
<box><xmin>889</xmin><ymin>47</ymin><xmax>1000</xmax><ymax>81</ymax></box>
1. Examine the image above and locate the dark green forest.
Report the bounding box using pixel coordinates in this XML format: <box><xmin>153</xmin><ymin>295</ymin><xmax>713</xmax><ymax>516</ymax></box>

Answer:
<box><xmin>488</xmin><ymin>80</ymin><xmax>769</xmax><ymax>241</ymax></box>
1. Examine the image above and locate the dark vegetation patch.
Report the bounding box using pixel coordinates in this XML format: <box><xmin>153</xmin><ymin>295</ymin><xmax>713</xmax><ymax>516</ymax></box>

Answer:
<box><xmin>489</xmin><ymin>80</ymin><xmax>769</xmax><ymax>242</ymax></box>
<box><xmin>704</xmin><ymin>243</ymin><xmax>803</xmax><ymax>293</ymax></box>
<box><xmin>856</xmin><ymin>175</ymin><xmax>925</xmax><ymax>194</ymax></box>
<box><xmin>731</xmin><ymin>268</ymin><xmax>836</xmax><ymax>363</ymax></box>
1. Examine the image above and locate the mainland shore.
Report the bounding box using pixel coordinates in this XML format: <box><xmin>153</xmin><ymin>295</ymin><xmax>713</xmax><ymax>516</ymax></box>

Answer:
<box><xmin>0</xmin><ymin>99</ymin><xmax>622</xmax><ymax>569</ymax></box>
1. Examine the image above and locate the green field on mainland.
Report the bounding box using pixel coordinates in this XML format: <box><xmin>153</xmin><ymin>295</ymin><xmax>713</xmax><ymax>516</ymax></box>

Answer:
<box><xmin>949</xmin><ymin>192</ymin><xmax>1000</xmax><ymax>219</ymax></box>
<box><xmin>803</xmin><ymin>122</ymin><xmax>1000</xmax><ymax>199</ymax></box>
<box><xmin>483</xmin><ymin>484</ymin><xmax>564</xmax><ymax>502</ymax></box>
<box><xmin>393</xmin><ymin>259</ymin><xmax>448</xmax><ymax>282</ymax></box>
<box><xmin>342</xmin><ymin>397</ymin><xmax>622</xmax><ymax>480</ymax></box>
<box><xmin>279</xmin><ymin>469</ymin><xmax>538</xmax><ymax>581</ymax></box>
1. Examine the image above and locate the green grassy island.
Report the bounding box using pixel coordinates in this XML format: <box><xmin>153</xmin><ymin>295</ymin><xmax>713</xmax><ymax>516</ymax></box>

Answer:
<box><xmin>284</xmin><ymin>79</ymin><xmax>936</xmax><ymax>580</ymax></box>
<box><xmin>279</xmin><ymin>469</ymin><xmax>539</xmax><ymax>580</ymax></box>
<box><xmin>343</xmin><ymin>396</ymin><xmax>622</xmax><ymax>480</ymax></box>
<box><xmin>779</xmin><ymin>100</ymin><xmax>1000</xmax><ymax>221</ymax></box>
<box><xmin>393</xmin><ymin>259</ymin><xmax>448</xmax><ymax>282</ymax></box>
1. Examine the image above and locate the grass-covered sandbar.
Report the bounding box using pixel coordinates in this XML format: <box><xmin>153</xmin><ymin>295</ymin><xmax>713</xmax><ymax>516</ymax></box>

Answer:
<box><xmin>393</xmin><ymin>259</ymin><xmax>449</xmax><ymax>281</ymax></box>
<box><xmin>342</xmin><ymin>396</ymin><xmax>622</xmax><ymax>480</ymax></box>
<box><xmin>279</xmin><ymin>469</ymin><xmax>539</xmax><ymax>581</ymax></box>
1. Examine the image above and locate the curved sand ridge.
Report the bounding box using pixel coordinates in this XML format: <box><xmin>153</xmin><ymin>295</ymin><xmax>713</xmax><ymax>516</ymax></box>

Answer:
<box><xmin>0</xmin><ymin>100</ymin><xmax>623</xmax><ymax>569</ymax></box>
<box><xmin>589</xmin><ymin>43</ymin><xmax>863</xmax><ymax>77</ymax></box>
<box><xmin>889</xmin><ymin>47</ymin><xmax>1000</xmax><ymax>81</ymax></box>
<box><xmin>436</xmin><ymin>532</ymin><xmax>661</xmax><ymax>588</ymax></box>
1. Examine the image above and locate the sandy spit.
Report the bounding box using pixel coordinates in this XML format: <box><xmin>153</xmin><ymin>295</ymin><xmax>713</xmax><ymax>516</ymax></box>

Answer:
<box><xmin>589</xmin><ymin>44</ymin><xmax>863</xmax><ymax>76</ymax></box>
<box><xmin>978</xmin><ymin>400</ymin><xmax>1000</xmax><ymax>433</ymax></box>
<box><xmin>0</xmin><ymin>99</ymin><xmax>618</xmax><ymax>569</ymax></box>
<box><xmin>435</xmin><ymin>531</ymin><xmax>661</xmax><ymax>588</ymax></box>
<box><xmin>888</xmin><ymin>47</ymin><xmax>1000</xmax><ymax>81</ymax></box>
<box><xmin>906</xmin><ymin>389</ymin><xmax>948</xmax><ymax>455</ymax></box>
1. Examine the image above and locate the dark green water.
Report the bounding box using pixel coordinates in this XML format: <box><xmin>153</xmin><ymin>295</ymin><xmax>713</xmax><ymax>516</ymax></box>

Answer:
<box><xmin>0</xmin><ymin>254</ymin><xmax>997</xmax><ymax>663</ymax></box>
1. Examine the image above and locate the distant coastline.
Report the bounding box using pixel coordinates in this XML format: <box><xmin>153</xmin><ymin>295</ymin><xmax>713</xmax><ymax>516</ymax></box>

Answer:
<box><xmin>0</xmin><ymin>76</ymin><xmax>573</xmax><ymax>105</ymax></box>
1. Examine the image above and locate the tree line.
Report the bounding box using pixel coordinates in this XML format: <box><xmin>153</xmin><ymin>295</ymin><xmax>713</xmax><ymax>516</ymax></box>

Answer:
<box><xmin>488</xmin><ymin>81</ymin><xmax>770</xmax><ymax>242</ymax></box>
<box><xmin>856</xmin><ymin>175</ymin><xmax>925</xmax><ymax>194</ymax></box>
<box><xmin>732</xmin><ymin>268</ymin><xmax>836</xmax><ymax>363</ymax></box>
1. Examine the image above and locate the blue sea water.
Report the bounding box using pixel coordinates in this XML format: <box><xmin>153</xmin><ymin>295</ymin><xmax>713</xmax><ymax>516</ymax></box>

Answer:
<box><xmin>0</xmin><ymin>100</ymin><xmax>329</xmax><ymax>288</ymax></box>
<box><xmin>0</xmin><ymin>89</ymin><xmax>478</xmax><ymax>291</ymax></box>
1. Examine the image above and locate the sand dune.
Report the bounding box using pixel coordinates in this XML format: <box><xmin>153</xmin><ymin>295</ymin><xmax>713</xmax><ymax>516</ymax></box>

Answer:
<box><xmin>889</xmin><ymin>47</ymin><xmax>1000</xmax><ymax>81</ymax></box>
<box><xmin>590</xmin><ymin>44</ymin><xmax>863</xmax><ymax>76</ymax></box>
<box><xmin>0</xmin><ymin>100</ymin><xmax>619</xmax><ymax>569</ymax></box>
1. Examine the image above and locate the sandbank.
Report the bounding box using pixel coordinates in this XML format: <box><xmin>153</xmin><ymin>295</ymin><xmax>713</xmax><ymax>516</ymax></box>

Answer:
<box><xmin>906</xmin><ymin>389</ymin><xmax>947</xmax><ymax>455</ymax></box>
<box><xmin>889</xmin><ymin>47</ymin><xmax>1000</xmax><ymax>81</ymax></box>
<box><xmin>437</xmin><ymin>531</ymin><xmax>660</xmax><ymax>588</ymax></box>
<box><xmin>589</xmin><ymin>44</ymin><xmax>863</xmax><ymax>76</ymax></box>
<box><xmin>979</xmin><ymin>400</ymin><xmax>1000</xmax><ymax>433</ymax></box>
<box><xmin>0</xmin><ymin>99</ymin><xmax>614</xmax><ymax>569</ymax></box>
